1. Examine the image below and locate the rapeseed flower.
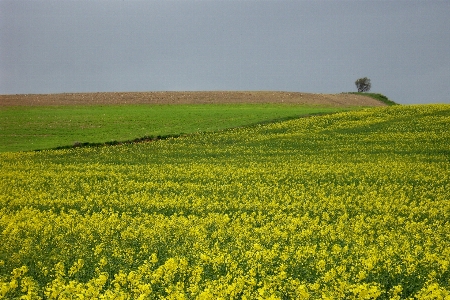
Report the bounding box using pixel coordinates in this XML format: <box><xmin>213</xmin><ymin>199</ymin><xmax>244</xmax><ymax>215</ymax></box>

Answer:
<box><xmin>0</xmin><ymin>104</ymin><xmax>449</xmax><ymax>298</ymax></box>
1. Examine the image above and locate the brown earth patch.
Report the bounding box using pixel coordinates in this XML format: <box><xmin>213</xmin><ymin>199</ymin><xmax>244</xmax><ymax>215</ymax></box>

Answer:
<box><xmin>0</xmin><ymin>91</ymin><xmax>386</xmax><ymax>107</ymax></box>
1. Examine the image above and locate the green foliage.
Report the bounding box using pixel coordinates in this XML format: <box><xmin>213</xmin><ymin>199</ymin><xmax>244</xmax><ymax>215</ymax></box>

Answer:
<box><xmin>0</xmin><ymin>104</ymin><xmax>359</xmax><ymax>153</ymax></box>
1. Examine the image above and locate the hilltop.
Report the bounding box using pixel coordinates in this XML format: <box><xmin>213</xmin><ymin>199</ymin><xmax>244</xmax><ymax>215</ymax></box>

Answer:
<box><xmin>0</xmin><ymin>91</ymin><xmax>387</xmax><ymax>106</ymax></box>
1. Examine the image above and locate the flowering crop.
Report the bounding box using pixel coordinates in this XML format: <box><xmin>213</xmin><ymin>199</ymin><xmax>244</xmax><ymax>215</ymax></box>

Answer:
<box><xmin>1</xmin><ymin>104</ymin><xmax>449</xmax><ymax>299</ymax></box>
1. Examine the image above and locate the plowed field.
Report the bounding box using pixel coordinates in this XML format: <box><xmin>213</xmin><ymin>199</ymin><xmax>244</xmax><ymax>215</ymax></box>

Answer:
<box><xmin>0</xmin><ymin>91</ymin><xmax>386</xmax><ymax>106</ymax></box>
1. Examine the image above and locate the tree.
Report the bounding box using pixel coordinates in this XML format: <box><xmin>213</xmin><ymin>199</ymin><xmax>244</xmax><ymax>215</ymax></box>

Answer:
<box><xmin>355</xmin><ymin>77</ymin><xmax>371</xmax><ymax>92</ymax></box>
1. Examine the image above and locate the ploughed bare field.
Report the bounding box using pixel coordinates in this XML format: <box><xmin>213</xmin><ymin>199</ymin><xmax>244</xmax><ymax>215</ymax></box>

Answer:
<box><xmin>0</xmin><ymin>91</ymin><xmax>386</xmax><ymax>107</ymax></box>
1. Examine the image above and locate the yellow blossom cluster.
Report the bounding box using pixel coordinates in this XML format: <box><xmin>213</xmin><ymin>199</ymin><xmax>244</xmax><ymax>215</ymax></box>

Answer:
<box><xmin>1</xmin><ymin>104</ymin><xmax>449</xmax><ymax>299</ymax></box>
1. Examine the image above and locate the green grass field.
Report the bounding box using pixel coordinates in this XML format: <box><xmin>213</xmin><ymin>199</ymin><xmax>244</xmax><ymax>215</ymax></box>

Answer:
<box><xmin>0</xmin><ymin>104</ymin><xmax>359</xmax><ymax>152</ymax></box>
<box><xmin>1</xmin><ymin>104</ymin><xmax>449</xmax><ymax>299</ymax></box>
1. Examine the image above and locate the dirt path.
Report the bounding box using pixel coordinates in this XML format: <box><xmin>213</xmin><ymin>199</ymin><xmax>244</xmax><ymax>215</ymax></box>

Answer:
<box><xmin>0</xmin><ymin>91</ymin><xmax>386</xmax><ymax>107</ymax></box>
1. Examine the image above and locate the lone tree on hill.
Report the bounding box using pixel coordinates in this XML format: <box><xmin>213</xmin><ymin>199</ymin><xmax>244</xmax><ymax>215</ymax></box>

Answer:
<box><xmin>355</xmin><ymin>77</ymin><xmax>371</xmax><ymax>92</ymax></box>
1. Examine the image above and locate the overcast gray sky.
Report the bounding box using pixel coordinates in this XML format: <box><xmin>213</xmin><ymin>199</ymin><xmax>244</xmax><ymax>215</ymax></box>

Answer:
<box><xmin>1</xmin><ymin>1</ymin><xmax>449</xmax><ymax>104</ymax></box>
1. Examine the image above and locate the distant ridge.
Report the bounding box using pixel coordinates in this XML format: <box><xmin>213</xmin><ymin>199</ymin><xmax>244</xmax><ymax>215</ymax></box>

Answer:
<box><xmin>0</xmin><ymin>91</ymin><xmax>388</xmax><ymax>107</ymax></box>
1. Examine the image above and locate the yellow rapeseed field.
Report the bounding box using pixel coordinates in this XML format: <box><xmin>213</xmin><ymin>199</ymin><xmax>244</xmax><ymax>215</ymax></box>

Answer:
<box><xmin>1</xmin><ymin>104</ymin><xmax>449</xmax><ymax>299</ymax></box>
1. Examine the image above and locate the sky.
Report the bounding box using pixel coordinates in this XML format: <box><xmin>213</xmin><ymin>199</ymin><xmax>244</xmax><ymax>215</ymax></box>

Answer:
<box><xmin>1</xmin><ymin>1</ymin><xmax>449</xmax><ymax>104</ymax></box>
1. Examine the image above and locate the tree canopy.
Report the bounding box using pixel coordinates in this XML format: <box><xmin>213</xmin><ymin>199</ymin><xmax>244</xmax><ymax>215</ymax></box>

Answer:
<box><xmin>355</xmin><ymin>77</ymin><xmax>371</xmax><ymax>92</ymax></box>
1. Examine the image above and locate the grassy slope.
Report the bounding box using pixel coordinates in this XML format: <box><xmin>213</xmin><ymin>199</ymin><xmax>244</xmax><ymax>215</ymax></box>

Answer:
<box><xmin>348</xmin><ymin>92</ymin><xmax>398</xmax><ymax>106</ymax></box>
<box><xmin>0</xmin><ymin>104</ymin><xmax>359</xmax><ymax>152</ymax></box>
